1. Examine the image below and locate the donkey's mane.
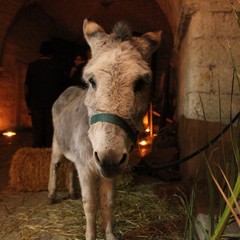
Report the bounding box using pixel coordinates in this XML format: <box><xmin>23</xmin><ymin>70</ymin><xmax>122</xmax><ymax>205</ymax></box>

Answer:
<box><xmin>112</xmin><ymin>22</ymin><xmax>132</xmax><ymax>41</ymax></box>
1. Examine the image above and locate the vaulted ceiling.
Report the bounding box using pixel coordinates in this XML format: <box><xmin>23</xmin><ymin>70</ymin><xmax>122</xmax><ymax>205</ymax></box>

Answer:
<box><xmin>31</xmin><ymin>0</ymin><xmax>173</xmax><ymax>44</ymax></box>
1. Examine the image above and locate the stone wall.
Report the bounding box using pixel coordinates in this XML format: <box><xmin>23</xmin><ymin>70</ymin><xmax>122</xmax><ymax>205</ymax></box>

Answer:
<box><xmin>0</xmin><ymin>4</ymin><xmax>56</xmax><ymax>130</ymax></box>
<box><xmin>0</xmin><ymin>0</ymin><xmax>25</xmax><ymax>56</ymax></box>
<box><xmin>176</xmin><ymin>0</ymin><xmax>240</xmax><ymax>179</ymax></box>
<box><xmin>155</xmin><ymin>0</ymin><xmax>182</xmax><ymax>37</ymax></box>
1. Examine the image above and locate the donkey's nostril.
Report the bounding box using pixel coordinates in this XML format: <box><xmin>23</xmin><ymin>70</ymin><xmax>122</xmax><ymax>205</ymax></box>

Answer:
<box><xmin>118</xmin><ymin>153</ymin><xmax>127</xmax><ymax>166</ymax></box>
<box><xmin>95</xmin><ymin>151</ymin><xmax>127</xmax><ymax>166</ymax></box>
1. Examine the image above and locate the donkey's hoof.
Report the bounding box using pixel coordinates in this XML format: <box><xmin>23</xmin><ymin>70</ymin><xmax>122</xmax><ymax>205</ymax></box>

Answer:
<box><xmin>69</xmin><ymin>192</ymin><xmax>78</xmax><ymax>200</ymax></box>
<box><xmin>48</xmin><ymin>197</ymin><xmax>56</xmax><ymax>205</ymax></box>
<box><xmin>106</xmin><ymin>234</ymin><xmax>118</xmax><ymax>240</ymax></box>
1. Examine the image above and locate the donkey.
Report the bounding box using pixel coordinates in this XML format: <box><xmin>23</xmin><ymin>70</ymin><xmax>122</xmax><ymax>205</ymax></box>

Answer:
<box><xmin>48</xmin><ymin>19</ymin><xmax>161</xmax><ymax>240</ymax></box>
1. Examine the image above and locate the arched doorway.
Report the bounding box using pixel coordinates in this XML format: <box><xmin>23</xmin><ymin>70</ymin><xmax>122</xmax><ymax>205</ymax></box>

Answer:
<box><xmin>0</xmin><ymin>0</ymin><xmax>174</xmax><ymax>132</ymax></box>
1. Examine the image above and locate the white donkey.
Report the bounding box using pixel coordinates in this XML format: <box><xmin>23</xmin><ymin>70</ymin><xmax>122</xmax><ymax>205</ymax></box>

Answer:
<box><xmin>48</xmin><ymin>19</ymin><xmax>161</xmax><ymax>240</ymax></box>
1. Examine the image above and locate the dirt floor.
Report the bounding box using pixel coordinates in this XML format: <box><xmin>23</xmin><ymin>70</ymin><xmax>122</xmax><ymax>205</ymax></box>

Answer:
<box><xmin>0</xmin><ymin>128</ymin><xmax>188</xmax><ymax>240</ymax></box>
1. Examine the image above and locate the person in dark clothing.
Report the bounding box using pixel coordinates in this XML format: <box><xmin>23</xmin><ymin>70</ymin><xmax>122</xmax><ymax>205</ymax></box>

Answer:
<box><xmin>25</xmin><ymin>41</ymin><xmax>67</xmax><ymax>148</ymax></box>
<box><xmin>68</xmin><ymin>54</ymin><xmax>88</xmax><ymax>88</ymax></box>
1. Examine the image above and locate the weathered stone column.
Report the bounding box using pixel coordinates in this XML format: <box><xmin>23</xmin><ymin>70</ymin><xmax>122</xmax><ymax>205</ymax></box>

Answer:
<box><xmin>176</xmin><ymin>0</ymin><xmax>240</xmax><ymax>180</ymax></box>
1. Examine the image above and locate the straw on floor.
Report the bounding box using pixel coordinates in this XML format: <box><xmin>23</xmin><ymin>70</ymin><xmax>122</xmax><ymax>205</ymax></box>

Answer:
<box><xmin>1</xmin><ymin>174</ymin><xmax>186</xmax><ymax>240</ymax></box>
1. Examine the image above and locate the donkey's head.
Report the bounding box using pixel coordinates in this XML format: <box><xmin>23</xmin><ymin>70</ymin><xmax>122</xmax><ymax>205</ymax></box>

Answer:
<box><xmin>83</xmin><ymin>19</ymin><xmax>161</xmax><ymax>178</ymax></box>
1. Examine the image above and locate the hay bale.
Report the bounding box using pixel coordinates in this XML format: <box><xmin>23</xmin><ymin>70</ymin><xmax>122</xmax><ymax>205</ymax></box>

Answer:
<box><xmin>9</xmin><ymin>147</ymin><xmax>74</xmax><ymax>192</ymax></box>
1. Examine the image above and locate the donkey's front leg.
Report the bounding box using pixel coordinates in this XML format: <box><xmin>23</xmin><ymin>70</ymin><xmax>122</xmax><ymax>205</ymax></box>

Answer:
<box><xmin>77</xmin><ymin>167</ymin><xmax>98</xmax><ymax>240</ymax></box>
<box><xmin>100</xmin><ymin>178</ymin><xmax>117</xmax><ymax>240</ymax></box>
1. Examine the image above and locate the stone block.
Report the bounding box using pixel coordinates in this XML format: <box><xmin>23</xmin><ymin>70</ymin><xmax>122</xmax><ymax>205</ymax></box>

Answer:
<box><xmin>184</xmin><ymin>92</ymin><xmax>240</xmax><ymax>122</ymax></box>
<box><xmin>186</xmin><ymin>66</ymin><xmax>239</xmax><ymax>94</ymax></box>
<box><xmin>186</xmin><ymin>39</ymin><xmax>233</xmax><ymax>67</ymax></box>
<box><xmin>190</xmin><ymin>9</ymin><xmax>240</xmax><ymax>39</ymax></box>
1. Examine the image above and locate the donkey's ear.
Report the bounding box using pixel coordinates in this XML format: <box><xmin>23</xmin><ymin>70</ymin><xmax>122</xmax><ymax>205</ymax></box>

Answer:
<box><xmin>83</xmin><ymin>19</ymin><xmax>107</xmax><ymax>56</ymax></box>
<box><xmin>142</xmin><ymin>31</ymin><xmax>162</xmax><ymax>54</ymax></box>
<box><xmin>133</xmin><ymin>31</ymin><xmax>162</xmax><ymax>61</ymax></box>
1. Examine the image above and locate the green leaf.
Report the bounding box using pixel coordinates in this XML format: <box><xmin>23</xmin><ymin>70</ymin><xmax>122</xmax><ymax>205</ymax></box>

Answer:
<box><xmin>222</xmin><ymin>233</ymin><xmax>240</xmax><ymax>238</ymax></box>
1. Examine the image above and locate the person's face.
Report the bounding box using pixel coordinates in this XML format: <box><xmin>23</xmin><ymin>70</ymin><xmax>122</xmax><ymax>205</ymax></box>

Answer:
<box><xmin>74</xmin><ymin>56</ymin><xmax>84</xmax><ymax>66</ymax></box>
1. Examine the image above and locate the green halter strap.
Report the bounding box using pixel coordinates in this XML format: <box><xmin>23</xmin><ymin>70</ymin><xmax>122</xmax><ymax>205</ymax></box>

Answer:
<box><xmin>90</xmin><ymin>113</ymin><xmax>139</xmax><ymax>150</ymax></box>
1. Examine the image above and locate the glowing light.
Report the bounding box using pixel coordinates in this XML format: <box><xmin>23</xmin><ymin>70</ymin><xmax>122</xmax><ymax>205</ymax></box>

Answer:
<box><xmin>2</xmin><ymin>131</ymin><xmax>16</xmax><ymax>137</ymax></box>
<box><xmin>145</xmin><ymin>128</ymin><xmax>150</xmax><ymax>133</ymax></box>
<box><xmin>143</xmin><ymin>114</ymin><xmax>148</xmax><ymax>126</ymax></box>
<box><xmin>139</xmin><ymin>140</ymin><xmax>148</xmax><ymax>146</ymax></box>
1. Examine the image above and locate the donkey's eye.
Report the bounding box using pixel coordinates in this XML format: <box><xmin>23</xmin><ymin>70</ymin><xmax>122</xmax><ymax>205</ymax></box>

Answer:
<box><xmin>89</xmin><ymin>78</ymin><xmax>96</xmax><ymax>89</ymax></box>
<box><xmin>133</xmin><ymin>78</ymin><xmax>146</xmax><ymax>92</ymax></box>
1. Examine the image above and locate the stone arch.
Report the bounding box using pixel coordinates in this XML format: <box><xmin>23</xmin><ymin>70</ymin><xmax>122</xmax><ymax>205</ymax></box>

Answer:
<box><xmin>0</xmin><ymin>2</ymin><xmax>57</xmax><ymax>130</ymax></box>
<box><xmin>0</xmin><ymin>0</ymin><xmax>27</xmax><ymax>59</ymax></box>
<box><xmin>0</xmin><ymin>0</ymin><xmax>182</xmax><ymax>59</ymax></box>
<box><xmin>0</xmin><ymin>0</ymin><xmax>177</xmax><ymax>131</ymax></box>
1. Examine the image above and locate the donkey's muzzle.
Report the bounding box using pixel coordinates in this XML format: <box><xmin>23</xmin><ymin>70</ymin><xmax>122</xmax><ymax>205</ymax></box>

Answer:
<box><xmin>91</xmin><ymin>113</ymin><xmax>139</xmax><ymax>151</ymax></box>
<box><xmin>94</xmin><ymin>151</ymin><xmax>127</xmax><ymax>178</ymax></box>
